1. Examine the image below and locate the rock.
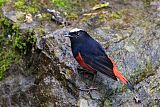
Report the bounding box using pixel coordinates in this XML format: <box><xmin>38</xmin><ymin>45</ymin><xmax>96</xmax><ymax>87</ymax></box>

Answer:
<box><xmin>78</xmin><ymin>98</ymin><xmax>89</xmax><ymax>107</ymax></box>
<box><xmin>25</xmin><ymin>14</ymin><xmax>33</xmax><ymax>23</ymax></box>
<box><xmin>46</xmin><ymin>8</ymin><xmax>71</xmax><ymax>25</ymax></box>
<box><xmin>0</xmin><ymin>0</ymin><xmax>160</xmax><ymax>107</ymax></box>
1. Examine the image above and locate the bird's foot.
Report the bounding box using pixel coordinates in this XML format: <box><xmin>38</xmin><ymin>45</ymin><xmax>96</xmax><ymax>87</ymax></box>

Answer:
<box><xmin>79</xmin><ymin>86</ymin><xmax>97</xmax><ymax>94</ymax></box>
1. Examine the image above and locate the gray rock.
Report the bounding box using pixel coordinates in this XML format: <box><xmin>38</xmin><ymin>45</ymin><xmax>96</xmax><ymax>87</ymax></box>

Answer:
<box><xmin>0</xmin><ymin>0</ymin><xmax>160</xmax><ymax>107</ymax></box>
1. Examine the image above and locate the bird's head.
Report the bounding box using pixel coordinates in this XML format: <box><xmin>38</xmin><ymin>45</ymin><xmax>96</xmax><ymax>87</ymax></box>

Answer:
<box><xmin>65</xmin><ymin>28</ymin><xmax>90</xmax><ymax>39</ymax></box>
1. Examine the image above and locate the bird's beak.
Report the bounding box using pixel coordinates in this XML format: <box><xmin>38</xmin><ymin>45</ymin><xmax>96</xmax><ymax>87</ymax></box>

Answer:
<box><xmin>64</xmin><ymin>31</ymin><xmax>71</xmax><ymax>37</ymax></box>
<box><xmin>64</xmin><ymin>34</ymin><xmax>71</xmax><ymax>37</ymax></box>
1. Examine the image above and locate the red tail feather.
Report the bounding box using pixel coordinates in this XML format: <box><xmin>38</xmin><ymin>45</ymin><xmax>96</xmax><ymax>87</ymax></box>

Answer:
<box><xmin>108</xmin><ymin>57</ymin><xmax>128</xmax><ymax>84</ymax></box>
<box><xmin>113</xmin><ymin>65</ymin><xmax>128</xmax><ymax>84</ymax></box>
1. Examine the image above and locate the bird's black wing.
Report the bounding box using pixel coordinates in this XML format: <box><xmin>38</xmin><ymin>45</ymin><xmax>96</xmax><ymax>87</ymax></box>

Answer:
<box><xmin>81</xmin><ymin>53</ymin><xmax>117</xmax><ymax>80</ymax></box>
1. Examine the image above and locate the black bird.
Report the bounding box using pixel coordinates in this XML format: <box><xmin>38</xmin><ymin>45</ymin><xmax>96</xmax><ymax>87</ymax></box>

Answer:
<box><xmin>65</xmin><ymin>28</ymin><xmax>134</xmax><ymax>92</ymax></box>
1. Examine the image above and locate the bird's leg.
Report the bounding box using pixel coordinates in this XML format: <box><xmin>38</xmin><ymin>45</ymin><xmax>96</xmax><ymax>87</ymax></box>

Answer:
<box><xmin>77</xmin><ymin>67</ymin><xmax>93</xmax><ymax>78</ymax></box>
<box><xmin>79</xmin><ymin>87</ymin><xmax>97</xmax><ymax>91</ymax></box>
<box><xmin>132</xmin><ymin>90</ymin><xmax>141</xmax><ymax>103</ymax></box>
<box><xmin>78</xmin><ymin>72</ymin><xmax>98</xmax><ymax>95</ymax></box>
<box><xmin>79</xmin><ymin>87</ymin><xmax>97</xmax><ymax>95</ymax></box>
<box><xmin>77</xmin><ymin>66</ymin><xmax>98</xmax><ymax>94</ymax></box>
<box><xmin>91</xmin><ymin>73</ymin><xmax>97</xmax><ymax>86</ymax></box>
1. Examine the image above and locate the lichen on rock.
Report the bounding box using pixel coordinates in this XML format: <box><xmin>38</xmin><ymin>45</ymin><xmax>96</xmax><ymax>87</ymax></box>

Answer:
<box><xmin>0</xmin><ymin>0</ymin><xmax>160</xmax><ymax>107</ymax></box>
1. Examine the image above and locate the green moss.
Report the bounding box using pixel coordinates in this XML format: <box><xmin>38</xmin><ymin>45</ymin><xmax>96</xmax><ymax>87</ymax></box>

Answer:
<box><xmin>109</xmin><ymin>12</ymin><xmax>122</xmax><ymax>19</ymax></box>
<box><xmin>14</xmin><ymin>0</ymin><xmax>39</xmax><ymax>14</ymax></box>
<box><xmin>51</xmin><ymin>0</ymin><xmax>70</xmax><ymax>9</ymax></box>
<box><xmin>0</xmin><ymin>16</ymin><xmax>37</xmax><ymax>80</ymax></box>
<box><xmin>26</xmin><ymin>6</ymin><xmax>38</xmax><ymax>14</ymax></box>
<box><xmin>16</xmin><ymin>11</ymin><xmax>25</xmax><ymax>21</ymax></box>
<box><xmin>66</xmin><ymin>12</ymin><xmax>78</xmax><ymax>20</ymax></box>
<box><xmin>13</xmin><ymin>29</ymin><xmax>37</xmax><ymax>54</ymax></box>
<box><xmin>41</xmin><ymin>13</ymin><xmax>51</xmax><ymax>20</ymax></box>
<box><xmin>51</xmin><ymin>0</ymin><xmax>99</xmax><ymax>20</ymax></box>
<box><xmin>34</xmin><ymin>28</ymin><xmax>45</xmax><ymax>37</ymax></box>
<box><xmin>0</xmin><ymin>50</ymin><xmax>21</xmax><ymax>80</ymax></box>
<box><xmin>0</xmin><ymin>17</ymin><xmax>21</xmax><ymax>80</ymax></box>
<box><xmin>0</xmin><ymin>0</ymin><xmax>10</xmax><ymax>7</ymax></box>
<box><xmin>142</xmin><ymin>0</ymin><xmax>153</xmax><ymax>7</ymax></box>
<box><xmin>51</xmin><ymin>0</ymin><xmax>76</xmax><ymax>18</ymax></box>
<box><xmin>14</xmin><ymin>1</ymin><xmax>25</xmax><ymax>9</ymax></box>
<box><xmin>0</xmin><ymin>0</ymin><xmax>5</xmax><ymax>7</ymax></box>
<box><xmin>0</xmin><ymin>18</ymin><xmax>37</xmax><ymax>54</ymax></box>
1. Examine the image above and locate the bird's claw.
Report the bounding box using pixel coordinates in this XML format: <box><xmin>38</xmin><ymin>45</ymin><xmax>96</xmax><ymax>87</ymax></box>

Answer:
<box><xmin>79</xmin><ymin>87</ymin><xmax>97</xmax><ymax>94</ymax></box>
<box><xmin>134</xmin><ymin>94</ymin><xmax>141</xmax><ymax>103</ymax></box>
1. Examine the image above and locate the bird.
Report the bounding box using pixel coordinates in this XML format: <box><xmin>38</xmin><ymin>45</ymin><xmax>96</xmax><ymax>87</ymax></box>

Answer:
<box><xmin>65</xmin><ymin>28</ymin><xmax>134</xmax><ymax>92</ymax></box>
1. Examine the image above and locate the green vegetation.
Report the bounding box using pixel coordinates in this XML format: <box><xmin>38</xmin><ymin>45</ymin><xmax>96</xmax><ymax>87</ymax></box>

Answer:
<box><xmin>51</xmin><ymin>0</ymin><xmax>77</xmax><ymax>20</ymax></box>
<box><xmin>13</xmin><ymin>28</ymin><xmax>37</xmax><ymax>54</ymax></box>
<box><xmin>0</xmin><ymin>0</ymin><xmax>9</xmax><ymax>7</ymax></box>
<box><xmin>0</xmin><ymin>16</ymin><xmax>37</xmax><ymax>80</ymax></box>
<box><xmin>14</xmin><ymin>0</ymin><xmax>39</xmax><ymax>14</ymax></box>
<box><xmin>14</xmin><ymin>1</ymin><xmax>24</xmax><ymax>9</ymax></box>
<box><xmin>51</xmin><ymin>0</ymin><xmax>99</xmax><ymax>20</ymax></box>
<box><xmin>0</xmin><ymin>49</ymin><xmax>20</xmax><ymax>80</ymax></box>
<box><xmin>51</xmin><ymin>0</ymin><xmax>70</xmax><ymax>9</ymax></box>
<box><xmin>110</xmin><ymin>12</ymin><xmax>122</xmax><ymax>19</ymax></box>
<box><xmin>0</xmin><ymin>17</ymin><xmax>19</xmax><ymax>80</ymax></box>
<box><xmin>143</xmin><ymin>0</ymin><xmax>153</xmax><ymax>7</ymax></box>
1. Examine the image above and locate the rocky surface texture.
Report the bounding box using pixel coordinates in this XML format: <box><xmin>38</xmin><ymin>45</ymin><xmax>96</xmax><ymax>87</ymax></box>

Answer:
<box><xmin>0</xmin><ymin>0</ymin><xmax>160</xmax><ymax>107</ymax></box>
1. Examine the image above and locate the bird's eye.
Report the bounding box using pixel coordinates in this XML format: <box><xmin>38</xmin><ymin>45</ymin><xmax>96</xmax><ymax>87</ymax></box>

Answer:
<box><xmin>77</xmin><ymin>32</ymin><xmax>80</xmax><ymax>36</ymax></box>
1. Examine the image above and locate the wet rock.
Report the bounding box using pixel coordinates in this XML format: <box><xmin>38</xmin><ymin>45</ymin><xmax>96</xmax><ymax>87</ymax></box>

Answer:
<box><xmin>78</xmin><ymin>98</ymin><xmax>89</xmax><ymax>107</ymax></box>
<box><xmin>0</xmin><ymin>0</ymin><xmax>160</xmax><ymax>107</ymax></box>
<box><xmin>46</xmin><ymin>9</ymin><xmax>71</xmax><ymax>26</ymax></box>
<box><xmin>25</xmin><ymin>14</ymin><xmax>33</xmax><ymax>23</ymax></box>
